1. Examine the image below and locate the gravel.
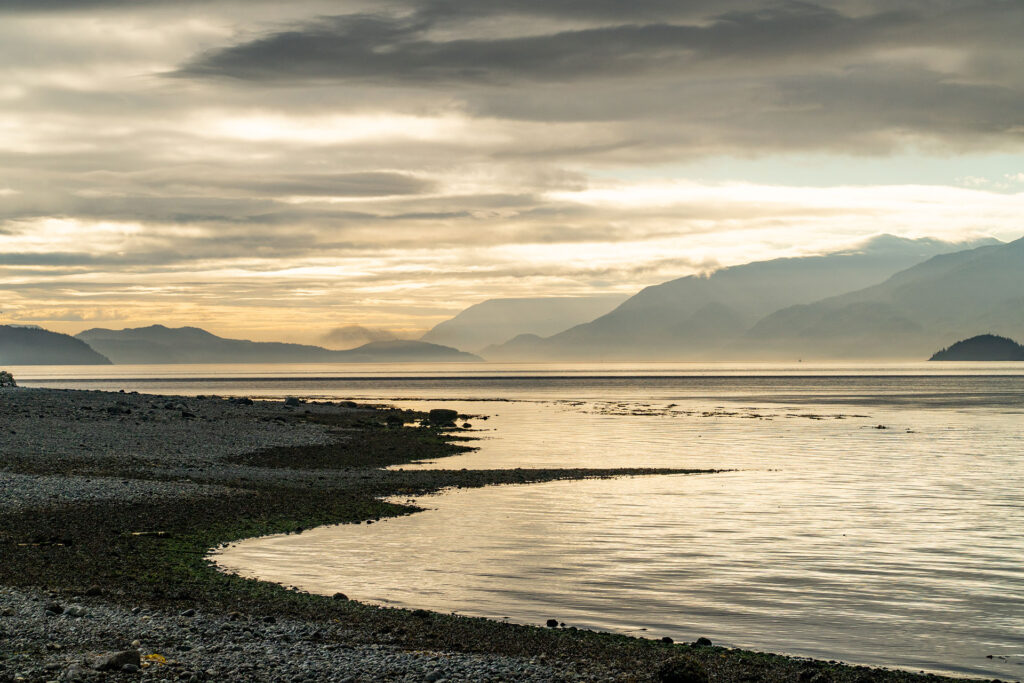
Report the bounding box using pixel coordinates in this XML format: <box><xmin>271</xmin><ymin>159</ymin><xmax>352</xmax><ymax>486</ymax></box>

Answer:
<box><xmin>0</xmin><ymin>586</ymin><xmax>612</xmax><ymax>682</ymax></box>
<box><xmin>0</xmin><ymin>388</ymin><xmax>636</xmax><ymax>682</ymax></box>
<box><xmin>0</xmin><ymin>472</ymin><xmax>245</xmax><ymax>511</ymax></box>
<box><xmin>0</xmin><ymin>388</ymin><xmax>333</xmax><ymax>470</ymax></box>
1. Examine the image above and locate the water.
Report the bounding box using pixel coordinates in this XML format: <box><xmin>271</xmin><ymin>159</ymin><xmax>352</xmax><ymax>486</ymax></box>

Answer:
<box><xmin>15</xmin><ymin>363</ymin><xmax>1024</xmax><ymax>679</ymax></box>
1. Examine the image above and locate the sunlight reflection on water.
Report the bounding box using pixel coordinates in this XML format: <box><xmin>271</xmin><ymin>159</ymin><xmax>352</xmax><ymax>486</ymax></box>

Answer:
<box><xmin>208</xmin><ymin>374</ymin><xmax>1024</xmax><ymax>679</ymax></box>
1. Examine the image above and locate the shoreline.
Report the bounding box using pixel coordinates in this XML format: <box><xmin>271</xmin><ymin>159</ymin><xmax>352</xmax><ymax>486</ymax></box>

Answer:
<box><xmin>0</xmin><ymin>387</ymin><xmax>995</xmax><ymax>682</ymax></box>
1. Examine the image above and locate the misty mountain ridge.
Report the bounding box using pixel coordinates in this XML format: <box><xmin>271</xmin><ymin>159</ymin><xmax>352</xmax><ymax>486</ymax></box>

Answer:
<box><xmin>748</xmin><ymin>237</ymin><xmax>1024</xmax><ymax>359</ymax></box>
<box><xmin>421</xmin><ymin>294</ymin><xmax>629</xmax><ymax>352</ymax></box>
<box><xmin>76</xmin><ymin>325</ymin><xmax>480</xmax><ymax>363</ymax></box>
<box><xmin>0</xmin><ymin>325</ymin><xmax>112</xmax><ymax>365</ymax></box>
<box><xmin>484</xmin><ymin>234</ymin><xmax>1001</xmax><ymax>361</ymax></box>
<box><xmin>320</xmin><ymin>325</ymin><xmax>399</xmax><ymax>350</ymax></box>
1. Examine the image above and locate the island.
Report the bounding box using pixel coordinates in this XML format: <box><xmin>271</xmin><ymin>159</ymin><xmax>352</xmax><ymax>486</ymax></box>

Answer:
<box><xmin>929</xmin><ymin>334</ymin><xmax>1024</xmax><ymax>361</ymax></box>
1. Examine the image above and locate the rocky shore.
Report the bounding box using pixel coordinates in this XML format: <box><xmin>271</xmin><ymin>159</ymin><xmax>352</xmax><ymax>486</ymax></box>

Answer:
<box><xmin>0</xmin><ymin>388</ymin><xmax>994</xmax><ymax>682</ymax></box>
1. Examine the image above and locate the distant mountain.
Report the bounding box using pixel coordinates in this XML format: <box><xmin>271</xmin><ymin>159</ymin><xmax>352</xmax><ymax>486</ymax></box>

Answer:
<box><xmin>75</xmin><ymin>325</ymin><xmax>480</xmax><ymax>363</ymax></box>
<box><xmin>320</xmin><ymin>325</ymin><xmax>398</xmax><ymax>350</ymax></box>
<box><xmin>930</xmin><ymin>335</ymin><xmax>1024</xmax><ymax>361</ymax></box>
<box><xmin>484</xmin><ymin>235</ymin><xmax>1000</xmax><ymax>361</ymax></box>
<box><xmin>332</xmin><ymin>339</ymin><xmax>481</xmax><ymax>362</ymax></box>
<box><xmin>748</xmin><ymin>237</ymin><xmax>1024</xmax><ymax>359</ymax></box>
<box><xmin>0</xmin><ymin>325</ymin><xmax>112</xmax><ymax>365</ymax></box>
<box><xmin>421</xmin><ymin>295</ymin><xmax>629</xmax><ymax>352</ymax></box>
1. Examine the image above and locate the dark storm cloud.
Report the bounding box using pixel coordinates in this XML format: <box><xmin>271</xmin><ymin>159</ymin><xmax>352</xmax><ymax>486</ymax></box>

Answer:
<box><xmin>774</xmin><ymin>65</ymin><xmax>1024</xmax><ymax>140</ymax></box>
<box><xmin>0</xmin><ymin>0</ymin><xmax>256</xmax><ymax>11</ymax></box>
<box><xmin>178</xmin><ymin>4</ymin><xmax>916</xmax><ymax>84</ymax></box>
<box><xmin>0</xmin><ymin>0</ymin><xmax>157</xmax><ymax>9</ymax></box>
<box><xmin>168</xmin><ymin>0</ymin><xmax>1024</xmax><ymax>152</ymax></box>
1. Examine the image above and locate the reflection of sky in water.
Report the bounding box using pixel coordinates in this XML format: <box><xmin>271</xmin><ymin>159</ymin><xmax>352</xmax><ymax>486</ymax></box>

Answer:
<box><xmin>210</xmin><ymin>373</ymin><xmax>1024</xmax><ymax>680</ymax></box>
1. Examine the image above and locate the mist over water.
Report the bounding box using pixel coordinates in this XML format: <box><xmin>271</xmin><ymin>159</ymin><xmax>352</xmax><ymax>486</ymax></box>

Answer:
<box><xmin>19</xmin><ymin>363</ymin><xmax>1024</xmax><ymax>679</ymax></box>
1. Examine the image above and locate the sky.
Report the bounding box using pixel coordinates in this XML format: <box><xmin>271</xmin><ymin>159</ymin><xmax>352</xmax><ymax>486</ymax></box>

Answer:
<box><xmin>3</xmin><ymin>0</ymin><xmax>1024</xmax><ymax>344</ymax></box>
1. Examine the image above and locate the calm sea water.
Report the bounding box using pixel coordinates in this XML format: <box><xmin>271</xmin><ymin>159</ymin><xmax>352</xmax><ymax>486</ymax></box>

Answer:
<box><xmin>15</xmin><ymin>363</ymin><xmax>1024</xmax><ymax>679</ymax></box>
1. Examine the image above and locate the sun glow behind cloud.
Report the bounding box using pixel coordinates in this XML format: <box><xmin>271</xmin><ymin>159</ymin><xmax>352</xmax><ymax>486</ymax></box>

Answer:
<box><xmin>6</xmin><ymin>177</ymin><xmax>1018</xmax><ymax>341</ymax></box>
<box><xmin>196</xmin><ymin>112</ymin><xmax>486</xmax><ymax>145</ymax></box>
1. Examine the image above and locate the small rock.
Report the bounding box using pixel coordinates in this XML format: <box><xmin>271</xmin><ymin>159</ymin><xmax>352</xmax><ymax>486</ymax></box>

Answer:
<box><xmin>658</xmin><ymin>656</ymin><xmax>708</xmax><ymax>683</ymax></box>
<box><xmin>180</xmin><ymin>609</ymin><xmax>195</xmax><ymax>617</ymax></box>
<box><xmin>332</xmin><ymin>593</ymin><xmax>348</xmax><ymax>601</ymax></box>
<box><xmin>284</xmin><ymin>397</ymin><xmax>302</xmax><ymax>407</ymax></box>
<box><xmin>44</xmin><ymin>602</ymin><xmax>63</xmax><ymax>616</ymax></box>
<box><xmin>64</xmin><ymin>664</ymin><xmax>88</xmax><ymax>682</ymax></box>
<box><xmin>83</xmin><ymin>586</ymin><xmax>102</xmax><ymax>597</ymax></box>
<box><xmin>227</xmin><ymin>611</ymin><xmax>243</xmax><ymax>621</ymax></box>
<box><xmin>130</xmin><ymin>640</ymin><xmax>141</xmax><ymax>648</ymax></box>
<box><xmin>693</xmin><ymin>637</ymin><xmax>713</xmax><ymax>647</ymax></box>
<box><xmin>661</xmin><ymin>636</ymin><xmax>674</xmax><ymax>644</ymax></box>
<box><xmin>545</xmin><ymin>618</ymin><xmax>559</xmax><ymax>628</ymax></box>
<box><xmin>91</xmin><ymin>649</ymin><xmax>141</xmax><ymax>671</ymax></box>
<box><xmin>63</xmin><ymin>605</ymin><xmax>87</xmax><ymax>618</ymax></box>
<box><xmin>122</xmin><ymin>663</ymin><xmax>140</xmax><ymax>673</ymax></box>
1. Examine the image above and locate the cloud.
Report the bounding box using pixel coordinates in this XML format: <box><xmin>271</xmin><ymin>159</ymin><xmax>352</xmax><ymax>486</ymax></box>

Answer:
<box><xmin>319</xmin><ymin>325</ymin><xmax>400</xmax><ymax>349</ymax></box>
<box><xmin>177</xmin><ymin>5</ymin><xmax>909</xmax><ymax>85</ymax></box>
<box><xmin>168</xmin><ymin>2</ymin><xmax>1024</xmax><ymax>156</ymax></box>
<box><xmin>3</xmin><ymin>0</ymin><xmax>1024</xmax><ymax>342</ymax></box>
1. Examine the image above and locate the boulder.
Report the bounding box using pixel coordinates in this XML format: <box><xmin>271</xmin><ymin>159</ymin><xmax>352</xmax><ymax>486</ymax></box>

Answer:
<box><xmin>428</xmin><ymin>409</ymin><xmax>458</xmax><ymax>424</ymax></box>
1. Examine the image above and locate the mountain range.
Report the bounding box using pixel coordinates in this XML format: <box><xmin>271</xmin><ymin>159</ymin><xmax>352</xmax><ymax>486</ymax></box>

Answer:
<box><xmin>748</xmin><ymin>238</ymin><xmax>1024</xmax><ymax>359</ymax></box>
<box><xmin>483</xmin><ymin>235</ymin><xmax>1001</xmax><ymax>360</ymax></box>
<box><xmin>5</xmin><ymin>233</ymin><xmax>1021</xmax><ymax>365</ymax></box>
<box><xmin>74</xmin><ymin>325</ymin><xmax>480</xmax><ymax>364</ymax></box>
<box><xmin>420</xmin><ymin>295</ymin><xmax>629</xmax><ymax>352</ymax></box>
